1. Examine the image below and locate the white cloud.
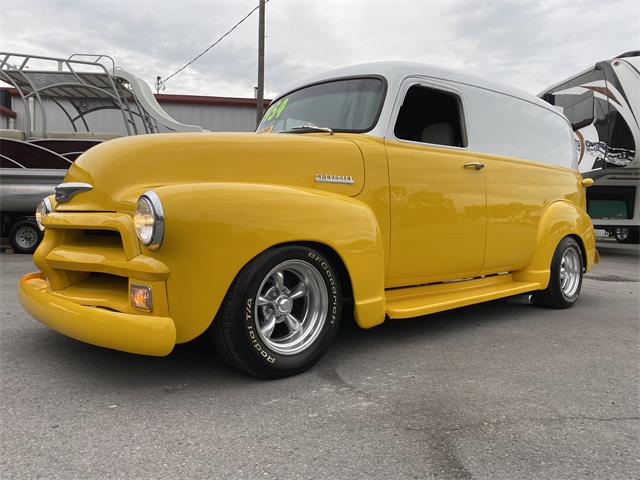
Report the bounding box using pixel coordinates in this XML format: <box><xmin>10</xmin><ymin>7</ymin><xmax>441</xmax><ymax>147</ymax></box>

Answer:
<box><xmin>2</xmin><ymin>0</ymin><xmax>639</xmax><ymax>98</ymax></box>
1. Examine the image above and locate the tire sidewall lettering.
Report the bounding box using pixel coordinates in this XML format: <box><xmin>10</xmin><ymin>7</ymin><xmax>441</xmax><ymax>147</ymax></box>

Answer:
<box><xmin>307</xmin><ymin>251</ymin><xmax>339</xmax><ymax>324</ymax></box>
<box><xmin>244</xmin><ymin>297</ymin><xmax>277</xmax><ymax>364</ymax></box>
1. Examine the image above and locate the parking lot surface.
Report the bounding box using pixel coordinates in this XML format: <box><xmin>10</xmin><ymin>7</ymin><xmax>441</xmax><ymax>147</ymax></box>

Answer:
<box><xmin>1</xmin><ymin>239</ymin><xmax>638</xmax><ymax>480</ymax></box>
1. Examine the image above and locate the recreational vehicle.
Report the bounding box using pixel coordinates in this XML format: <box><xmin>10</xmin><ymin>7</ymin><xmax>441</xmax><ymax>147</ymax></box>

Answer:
<box><xmin>540</xmin><ymin>51</ymin><xmax>640</xmax><ymax>243</ymax></box>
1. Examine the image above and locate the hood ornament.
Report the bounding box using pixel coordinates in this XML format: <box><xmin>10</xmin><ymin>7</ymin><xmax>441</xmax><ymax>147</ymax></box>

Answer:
<box><xmin>55</xmin><ymin>182</ymin><xmax>93</xmax><ymax>203</ymax></box>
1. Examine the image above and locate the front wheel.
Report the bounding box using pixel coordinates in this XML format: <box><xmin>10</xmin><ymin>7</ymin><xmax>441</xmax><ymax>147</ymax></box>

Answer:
<box><xmin>210</xmin><ymin>245</ymin><xmax>342</xmax><ymax>378</ymax></box>
<box><xmin>534</xmin><ymin>237</ymin><xmax>583</xmax><ymax>309</ymax></box>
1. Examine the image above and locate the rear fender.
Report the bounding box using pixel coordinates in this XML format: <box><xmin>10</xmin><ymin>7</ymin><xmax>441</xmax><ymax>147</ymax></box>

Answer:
<box><xmin>513</xmin><ymin>200</ymin><xmax>596</xmax><ymax>288</ymax></box>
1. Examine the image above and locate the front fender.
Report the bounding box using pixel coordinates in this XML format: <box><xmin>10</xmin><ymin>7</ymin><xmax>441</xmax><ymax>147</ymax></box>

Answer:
<box><xmin>513</xmin><ymin>200</ymin><xmax>596</xmax><ymax>288</ymax></box>
<box><xmin>148</xmin><ymin>183</ymin><xmax>386</xmax><ymax>343</ymax></box>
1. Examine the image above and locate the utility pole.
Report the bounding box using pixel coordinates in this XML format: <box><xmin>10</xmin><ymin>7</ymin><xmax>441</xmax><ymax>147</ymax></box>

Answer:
<box><xmin>256</xmin><ymin>0</ymin><xmax>265</xmax><ymax>127</ymax></box>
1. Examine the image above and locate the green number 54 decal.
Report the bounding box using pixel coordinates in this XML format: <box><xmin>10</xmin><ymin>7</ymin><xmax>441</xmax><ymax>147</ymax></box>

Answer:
<box><xmin>263</xmin><ymin>97</ymin><xmax>289</xmax><ymax>122</ymax></box>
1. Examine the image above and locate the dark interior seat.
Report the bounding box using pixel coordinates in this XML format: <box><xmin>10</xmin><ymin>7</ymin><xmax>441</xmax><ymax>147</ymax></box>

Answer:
<box><xmin>420</xmin><ymin>122</ymin><xmax>455</xmax><ymax>146</ymax></box>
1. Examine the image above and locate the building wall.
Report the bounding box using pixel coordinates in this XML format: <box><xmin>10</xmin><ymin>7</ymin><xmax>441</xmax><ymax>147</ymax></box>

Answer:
<box><xmin>8</xmin><ymin>95</ymin><xmax>259</xmax><ymax>135</ymax></box>
<box><xmin>162</xmin><ymin>102</ymin><xmax>258</xmax><ymax>132</ymax></box>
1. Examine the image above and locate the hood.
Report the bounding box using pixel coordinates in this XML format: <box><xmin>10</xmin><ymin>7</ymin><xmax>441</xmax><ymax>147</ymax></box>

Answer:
<box><xmin>56</xmin><ymin>132</ymin><xmax>365</xmax><ymax>212</ymax></box>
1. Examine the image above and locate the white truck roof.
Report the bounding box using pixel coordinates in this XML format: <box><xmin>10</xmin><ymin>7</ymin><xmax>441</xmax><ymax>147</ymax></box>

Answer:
<box><xmin>275</xmin><ymin>61</ymin><xmax>576</xmax><ymax>169</ymax></box>
<box><xmin>278</xmin><ymin>61</ymin><xmax>563</xmax><ymax>119</ymax></box>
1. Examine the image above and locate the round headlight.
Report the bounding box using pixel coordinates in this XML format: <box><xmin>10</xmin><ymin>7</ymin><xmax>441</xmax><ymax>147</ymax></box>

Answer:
<box><xmin>35</xmin><ymin>197</ymin><xmax>52</xmax><ymax>231</ymax></box>
<box><xmin>134</xmin><ymin>191</ymin><xmax>164</xmax><ymax>250</ymax></box>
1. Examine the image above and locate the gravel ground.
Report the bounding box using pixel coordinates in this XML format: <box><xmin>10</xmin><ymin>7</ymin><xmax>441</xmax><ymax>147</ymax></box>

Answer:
<box><xmin>1</xmin><ymin>238</ymin><xmax>638</xmax><ymax>480</ymax></box>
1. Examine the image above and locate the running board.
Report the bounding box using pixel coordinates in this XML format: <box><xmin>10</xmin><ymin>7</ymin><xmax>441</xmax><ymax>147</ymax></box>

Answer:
<box><xmin>385</xmin><ymin>274</ymin><xmax>541</xmax><ymax>319</ymax></box>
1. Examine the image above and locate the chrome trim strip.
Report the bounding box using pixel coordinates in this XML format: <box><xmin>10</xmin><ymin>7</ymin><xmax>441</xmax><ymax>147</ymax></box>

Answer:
<box><xmin>141</xmin><ymin>190</ymin><xmax>165</xmax><ymax>250</ymax></box>
<box><xmin>42</xmin><ymin>196</ymin><xmax>52</xmax><ymax>213</ymax></box>
<box><xmin>36</xmin><ymin>196</ymin><xmax>52</xmax><ymax>231</ymax></box>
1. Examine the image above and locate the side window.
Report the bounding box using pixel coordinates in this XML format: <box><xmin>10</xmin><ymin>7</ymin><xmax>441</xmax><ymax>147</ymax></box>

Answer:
<box><xmin>394</xmin><ymin>85</ymin><xmax>466</xmax><ymax>147</ymax></box>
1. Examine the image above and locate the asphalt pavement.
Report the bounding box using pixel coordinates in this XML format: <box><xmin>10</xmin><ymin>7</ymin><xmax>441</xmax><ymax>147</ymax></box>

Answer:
<box><xmin>1</xmin><ymin>238</ymin><xmax>638</xmax><ymax>480</ymax></box>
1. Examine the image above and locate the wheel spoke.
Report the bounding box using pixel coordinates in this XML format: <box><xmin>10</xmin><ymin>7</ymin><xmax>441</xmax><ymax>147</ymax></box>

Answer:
<box><xmin>272</xmin><ymin>271</ymin><xmax>285</xmax><ymax>292</ymax></box>
<box><xmin>289</xmin><ymin>282</ymin><xmax>306</xmax><ymax>300</ymax></box>
<box><xmin>261</xmin><ymin>314</ymin><xmax>277</xmax><ymax>338</ymax></box>
<box><xmin>253</xmin><ymin>258</ymin><xmax>330</xmax><ymax>355</ymax></box>
<box><xmin>559</xmin><ymin>248</ymin><xmax>582</xmax><ymax>297</ymax></box>
<box><xmin>284</xmin><ymin>313</ymin><xmax>301</xmax><ymax>332</ymax></box>
<box><xmin>256</xmin><ymin>295</ymin><xmax>271</xmax><ymax>307</ymax></box>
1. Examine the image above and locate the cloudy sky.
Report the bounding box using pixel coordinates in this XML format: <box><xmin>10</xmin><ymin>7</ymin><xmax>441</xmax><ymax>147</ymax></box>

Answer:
<box><xmin>2</xmin><ymin>0</ymin><xmax>639</xmax><ymax>99</ymax></box>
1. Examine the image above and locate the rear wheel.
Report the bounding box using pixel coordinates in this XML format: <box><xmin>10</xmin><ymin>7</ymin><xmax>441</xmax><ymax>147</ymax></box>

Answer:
<box><xmin>534</xmin><ymin>237</ymin><xmax>583</xmax><ymax>309</ymax></box>
<box><xmin>9</xmin><ymin>218</ymin><xmax>41</xmax><ymax>254</ymax></box>
<box><xmin>210</xmin><ymin>245</ymin><xmax>342</xmax><ymax>378</ymax></box>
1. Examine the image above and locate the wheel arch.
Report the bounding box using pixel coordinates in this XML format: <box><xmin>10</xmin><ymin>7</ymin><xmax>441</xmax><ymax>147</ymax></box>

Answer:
<box><xmin>221</xmin><ymin>239</ymin><xmax>378</xmax><ymax>331</ymax></box>
<box><xmin>150</xmin><ymin>182</ymin><xmax>387</xmax><ymax>343</ymax></box>
<box><xmin>567</xmin><ymin>233</ymin><xmax>588</xmax><ymax>271</ymax></box>
<box><xmin>278</xmin><ymin>240</ymin><xmax>356</xmax><ymax>321</ymax></box>
<box><xmin>513</xmin><ymin>200</ymin><xmax>596</xmax><ymax>288</ymax></box>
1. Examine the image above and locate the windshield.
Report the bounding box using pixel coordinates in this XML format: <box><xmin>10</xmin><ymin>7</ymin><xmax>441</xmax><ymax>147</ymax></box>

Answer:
<box><xmin>257</xmin><ymin>77</ymin><xmax>385</xmax><ymax>133</ymax></box>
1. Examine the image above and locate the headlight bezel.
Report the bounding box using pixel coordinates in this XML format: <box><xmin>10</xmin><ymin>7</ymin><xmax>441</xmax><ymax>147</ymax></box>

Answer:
<box><xmin>35</xmin><ymin>197</ymin><xmax>52</xmax><ymax>231</ymax></box>
<box><xmin>134</xmin><ymin>191</ymin><xmax>164</xmax><ymax>250</ymax></box>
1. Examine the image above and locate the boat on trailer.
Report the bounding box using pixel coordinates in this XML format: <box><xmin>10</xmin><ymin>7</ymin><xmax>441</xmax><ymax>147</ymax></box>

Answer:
<box><xmin>0</xmin><ymin>52</ymin><xmax>203</xmax><ymax>253</ymax></box>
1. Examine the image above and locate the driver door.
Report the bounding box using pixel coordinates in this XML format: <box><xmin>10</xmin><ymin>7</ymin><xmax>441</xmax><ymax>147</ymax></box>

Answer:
<box><xmin>385</xmin><ymin>81</ymin><xmax>486</xmax><ymax>288</ymax></box>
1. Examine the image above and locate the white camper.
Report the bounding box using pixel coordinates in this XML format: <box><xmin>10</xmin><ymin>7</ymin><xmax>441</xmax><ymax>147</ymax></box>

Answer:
<box><xmin>540</xmin><ymin>51</ymin><xmax>640</xmax><ymax>243</ymax></box>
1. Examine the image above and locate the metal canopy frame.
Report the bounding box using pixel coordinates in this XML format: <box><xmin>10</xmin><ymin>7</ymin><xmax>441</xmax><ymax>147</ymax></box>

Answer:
<box><xmin>0</xmin><ymin>52</ymin><xmax>160</xmax><ymax>138</ymax></box>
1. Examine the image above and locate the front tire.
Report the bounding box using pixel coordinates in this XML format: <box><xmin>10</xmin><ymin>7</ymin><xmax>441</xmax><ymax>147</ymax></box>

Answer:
<box><xmin>210</xmin><ymin>245</ymin><xmax>342</xmax><ymax>378</ymax></box>
<box><xmin>534</xmin><ymin>237</ymin><xmax>583</xmax><ymax>309</ymax></box>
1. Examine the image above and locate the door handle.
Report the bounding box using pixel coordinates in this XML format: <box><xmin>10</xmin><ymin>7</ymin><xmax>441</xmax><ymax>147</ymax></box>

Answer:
<box><xmin>464</xmin><ymin>162</ymin><xmax>485</xmax><ymax>170</ymax></box>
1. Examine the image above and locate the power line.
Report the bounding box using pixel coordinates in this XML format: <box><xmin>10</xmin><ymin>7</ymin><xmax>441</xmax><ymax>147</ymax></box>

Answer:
<box><xmin>160</xmin><ymin>0</ymin><xmax>269</xmax><ymax>86</ymax></box>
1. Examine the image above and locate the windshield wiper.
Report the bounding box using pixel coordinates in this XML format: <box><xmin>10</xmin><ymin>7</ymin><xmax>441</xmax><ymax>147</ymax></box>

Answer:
<box><xmin>280</xmin><ymin>125</ymin><xmax>334</xmax><ymax>135</ymax></box>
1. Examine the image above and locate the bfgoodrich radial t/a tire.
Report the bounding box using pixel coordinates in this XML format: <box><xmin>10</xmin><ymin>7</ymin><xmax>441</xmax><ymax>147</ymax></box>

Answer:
<box><xmin>209</xmin><ymin>245</ymin><xmax>342</xmax><ymax>378</ymax></box>
<box><xmin>534</xmin><ymin>236</ymin><xmax>584</xmax><ymax>309</ymax></box>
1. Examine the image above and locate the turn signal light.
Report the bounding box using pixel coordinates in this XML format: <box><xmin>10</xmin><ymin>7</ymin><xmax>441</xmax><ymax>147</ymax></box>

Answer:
<box><xmin>130</xmin><ymin>284</ymin><xmax>152</xmax><ymax>311</ymax></box>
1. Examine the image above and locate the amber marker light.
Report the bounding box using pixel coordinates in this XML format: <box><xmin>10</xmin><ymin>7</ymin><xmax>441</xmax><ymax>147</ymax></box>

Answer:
<box><xmin>130</xmin><ymin>284</ymin><xmax>152</xmax><ymax>311</ymax></box>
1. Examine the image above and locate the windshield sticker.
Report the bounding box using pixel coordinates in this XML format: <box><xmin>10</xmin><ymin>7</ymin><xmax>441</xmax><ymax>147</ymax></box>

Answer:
<box><xmin>263</xmin><ymin>103</ymin><xmax>277</xmax><ymax>122</ymax></box>
<box><xmin>257</xmin><ymin>124</ymin><xmax>274</xmax><ymax>134</ymax></box>
<box><xmin>263</xmin><ymin>98</ymin><xmax>289</xmax><ymax>124</ymax></box>
<box><xmin>274</xmin><ymin>98</ymin><xmax>288</xmax><ymax>119</ymax></box>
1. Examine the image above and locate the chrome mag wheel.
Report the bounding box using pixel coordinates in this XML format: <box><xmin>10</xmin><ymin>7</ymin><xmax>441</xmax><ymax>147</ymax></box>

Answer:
<box><xmin>560</xmin><ymin>247</ymin><xmax>581</xmax><ymax>298</ymax></box>
<box><xmin>254</xmin><ymin>259</ymin><xmax>328</xmax><ymax>355</ymax></box>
